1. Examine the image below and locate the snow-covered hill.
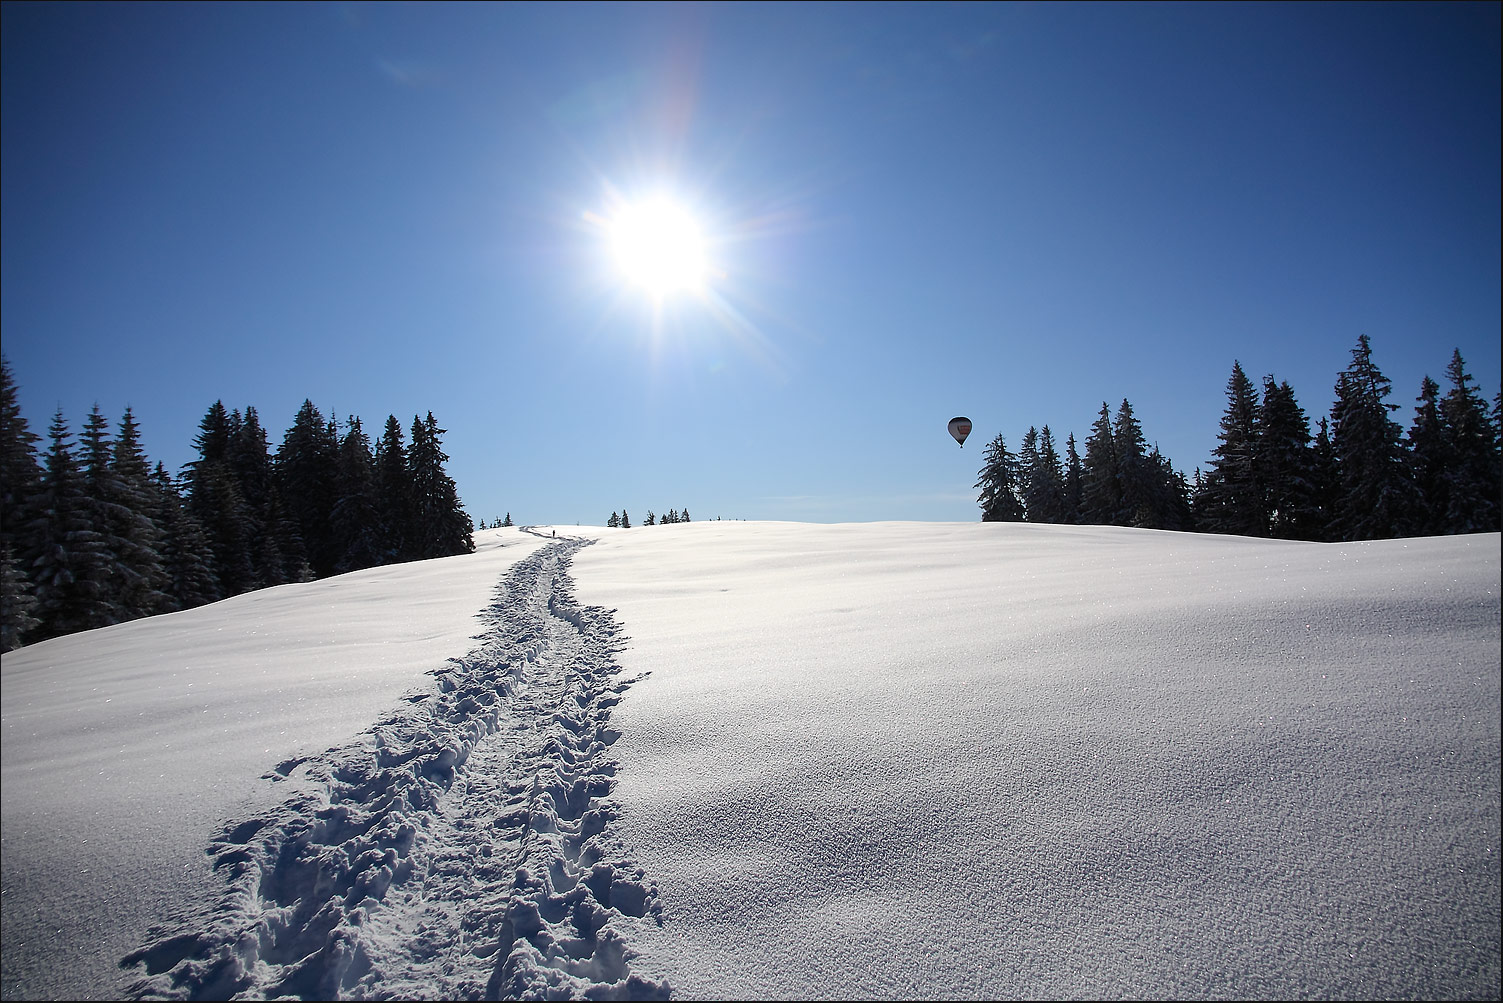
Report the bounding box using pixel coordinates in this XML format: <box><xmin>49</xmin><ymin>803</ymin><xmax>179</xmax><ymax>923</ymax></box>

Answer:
<box><xmin>2</xmin><ymin>523</ymin><xmax>1498</xmax><ymax>1000</ymax></box>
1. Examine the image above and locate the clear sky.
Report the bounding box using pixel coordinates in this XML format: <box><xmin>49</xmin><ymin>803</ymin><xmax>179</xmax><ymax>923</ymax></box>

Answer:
<box><xmin>4</xmin><ymin>2</ymin><xmax>1499</xmax><ymax>525</ymax></box>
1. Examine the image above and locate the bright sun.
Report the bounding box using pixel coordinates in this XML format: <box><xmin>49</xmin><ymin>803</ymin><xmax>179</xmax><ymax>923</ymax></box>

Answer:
<box><xmin>608</xmin><ymin>197</ymin><xmax>708</xmax><ymax>296</ymax></box>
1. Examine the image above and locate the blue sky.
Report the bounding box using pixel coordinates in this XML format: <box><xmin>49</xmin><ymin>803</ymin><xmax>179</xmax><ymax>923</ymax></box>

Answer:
<box><xmin>4</xmin><ymin>2</ymin><xmax>1499</xmax><ymax>525</ymax></box>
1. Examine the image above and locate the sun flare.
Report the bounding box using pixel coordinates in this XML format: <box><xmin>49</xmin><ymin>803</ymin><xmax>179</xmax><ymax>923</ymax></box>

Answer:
<box><xmin>608</xmin><ymin>197</ymin><xmax>708</xmax><ymax>296</ymax></box>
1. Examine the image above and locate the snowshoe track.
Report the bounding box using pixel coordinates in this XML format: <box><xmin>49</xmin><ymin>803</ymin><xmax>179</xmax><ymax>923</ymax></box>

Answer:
<box><xmin>120</xmin><ymin>537</ymin><xmax>669</xmax><ymax>1000</ymax></box>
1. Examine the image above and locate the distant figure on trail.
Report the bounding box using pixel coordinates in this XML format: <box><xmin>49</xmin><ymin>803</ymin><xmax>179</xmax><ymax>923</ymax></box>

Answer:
<box><xmin>552</xmin><ymin>530</ymin><xmax>556</xmax><ymax>538</ymax></box>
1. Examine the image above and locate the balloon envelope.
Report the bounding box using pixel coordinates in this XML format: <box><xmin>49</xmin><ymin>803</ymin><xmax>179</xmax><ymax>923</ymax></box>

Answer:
<box><xmin>948</xmin><ymin>416</ymin><xmax>972</xmax><ymax>447</ymax></box>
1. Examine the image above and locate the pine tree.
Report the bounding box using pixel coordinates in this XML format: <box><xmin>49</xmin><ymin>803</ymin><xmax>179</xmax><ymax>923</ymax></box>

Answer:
<box><xmin>150</xmin><ymin>464</ymin><xmax>221</xmax><ymax>609</ymax></box>
<box><xmin>1437</xmin><ymin>350</ymin><xmax>1500</xmax><ymax>533</ymax></box>
<box><xmin>105</xmin><ymin>407</ymin><xmax>173</xmax><ymax>619</ymax></box>
<box><xmin>26</xmin><ymin>410</ymin><xmax>115</xmax><ymax>638</ymax></box>
<box><xmin>608</xmin><ymin>511</ymin><xmax>620</xmax><ymax>528</ymax></box>
<box><xmin>974</xmin><ymin>432</ymin><xmax>1024</xmax><ymax>522</ymax></box>
<box><xmin>502</xmin><ymin>512</ymin><xmax>513</xmax><ymax>527</ymax></box>
<box><xmin>1329</xmin><ymin>335</ymin><xmax>1419</xmax><ymax>540</ymax></box>
<box><xmin>645</xmin><ymin>510</ymin><xmax>656</xmax><ymax>526</ymax></box>
<box><xmin>374</xmin><ymin>415</ymin><xmax>415</xmax><ymax>563</ymax></box>
<box><xmin>1309</xmin><ymin>417</ymin><xmax>1339</xmax><ymax>541</ymax></box>
<box><xmin>408</xmin><ymin>413</ymin><xmax>474</xmax><ymax>559</ymax></box>
<box><xmin>1024</xmin><ymin>426</ymin><xmax>1068</xmax><ymax>523</ymax></box>
<box><xmin>1144</xmin><ymin>446</ymin><xmax>1195</xmax><ymax>531</ymax></box>
<box><xmin>1063</xmin><ymin>433</ymin><xmax>1084</xmax><ymax>524</ymax></box>
<box><xmin>331</xmin><ymin>417</ymin><xmax>382</xmax><ymax>573</ymax></box>
<box><xmin>1197</xmin><ymin>362</ymin><xmax>1264</xmax><ymax>536</ymax></box>
<box><xmin>185</xmin><ymin>403</ymin><xmax>255</xmax><ymax>595</ymax></box>
<box><xmin>0</xmin><ymin>357</ymin><xmax>42</xmax><ymax>562</ymax></box>
<box><xmin>1</xmin><ymin>541</ymin><xmax>40</xmax><ymax>650</ymax></box>
<box><xmin>1406</xmin><ymin>376</ymin><xmax>1450</xmax><ymax>536</ymax></box>
<box><xmin>1080</xmin><ymin>403</ymin><xmax>1121</xmax><ymax>525</ymax></box>
<box><xmin>1256</xmin><ymin>378</ymin><xmax>1321</xmax><ymax>540</ymax></box>
<box><xmin>1112</xmin><ymin>399</ymin><xmax>1153</xmax><ymax>527</ymax></box>
<box><xmin>1017</xmin><ymin>427</ymin><xmax>1040</xmax><ymax>520</ymax></box>
<box><xmin>681</xmin><ymin>508</ymin><xmax>690</xmax><ymax>522</ymax></box>
<box><xmin>620</xmin><ymin>508</ymin><xmax>631</xmax><ymax>529</ymax></box>
<box><xmin>277</xmin><ymin>400</ymin><xmax>341</xmax><ymax>577</ymax></box>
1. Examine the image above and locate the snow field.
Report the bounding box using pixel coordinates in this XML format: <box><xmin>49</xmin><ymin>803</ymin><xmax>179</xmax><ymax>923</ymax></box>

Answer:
<box><xmin>573</xmin><ymin>521</ymin><xmax>1501</xmax><ymax>1000</ymax></box>
<box><xmin>1</xmin><ymin>520</ymin><xmax>1498</xmax><ymax>1000</ymax></box>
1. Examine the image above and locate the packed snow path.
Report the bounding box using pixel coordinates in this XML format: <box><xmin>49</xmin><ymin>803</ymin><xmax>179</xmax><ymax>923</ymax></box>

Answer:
<box><xmin>121</xmin><ymin>536</ymin><xmax>669</xmax><ymax>1001</ymax></box>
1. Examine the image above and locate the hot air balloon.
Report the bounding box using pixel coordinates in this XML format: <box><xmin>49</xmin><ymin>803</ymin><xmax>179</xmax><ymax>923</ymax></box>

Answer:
<box><xmin>948</xmin><ymin>416</ymin><xmax>972</xmax><ymax>447</ymax></box>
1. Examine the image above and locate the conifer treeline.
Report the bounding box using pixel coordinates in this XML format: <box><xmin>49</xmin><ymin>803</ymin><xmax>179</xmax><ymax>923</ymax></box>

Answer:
<box><xmin>976</xmin><ymin>336</ymin><xmax>1502</xmax><ymax>540</ymax></box>
<box><xmin>1</xmin><ymin>359</ymin><xmax>474</xmax><ymax>650</ymax></box>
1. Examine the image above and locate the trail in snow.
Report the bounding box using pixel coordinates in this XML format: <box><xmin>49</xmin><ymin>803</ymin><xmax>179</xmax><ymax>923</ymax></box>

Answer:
<box><xmin>121</xmin><ymin>536</ymin><xmax>668</xmax><ymax>1001</ymax></box>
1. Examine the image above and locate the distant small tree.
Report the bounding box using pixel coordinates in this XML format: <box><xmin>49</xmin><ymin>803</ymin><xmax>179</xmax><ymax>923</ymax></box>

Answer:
<box><xmin>681</xmin><ymin>508</ymin><xmax>690</xmax><ymax>522</ymax></box>
<box><xmin>502</xmin><ymin>512</ymin><xmax>513</xmax><ymax>527</ymax></box>
<box><xmin>607</xmin><ymin>511</ymin><xmax>620</xmax><ymax>528</ymax></box>
<box><xmin>645</xmin><ymin>510</ymin><xmax>656</xmax><ymax>525</ymax></box>
<box><xmin>621</xmin><ymin>508</ymin><xmax>631</xmax><ymax>529</ymax></box>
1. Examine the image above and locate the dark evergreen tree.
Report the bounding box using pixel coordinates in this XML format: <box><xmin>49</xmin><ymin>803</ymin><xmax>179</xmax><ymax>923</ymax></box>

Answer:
<box><xmin>1</xmin><ymin>541</ymin><xmax>40</xmax><ymax>651</ymax></box>
<box><xmin>681</xmin><ymin>508</ymin><xmax>690</xmax><ymax>522</ymax></box>
<box><xmin>1080</xmin><ymin>403</ymin><xmax>1121</xmax><ymax>525</ymax></box>
<box><xmin>374</xmin><ymin>415</ymin><xmax>415</xmax><ymax>563</ymax></box>
<box><xmin>151</xmin><ymin>464</ymin><xmax>221</xmax><ymax>609</ymax></box>
<box><xmin>645</xmin><ymin>511</ymin><xmax>656</xmax><ymax>526</ymax></box>
<box><xmin>1329</xmin><ymin>335</ymin><xmax>1419</xmax><ymax>540</ymax></box>
<box><xmin>0</xmin><ymin>357</ymin><xmax>42</xmax><ymax>562</ymax></box>
<box><xmin>408</xmin><ymin>413</ymin><xmax>474</xmax><ymax>559</ymax></box>
<box><xmin>1256</xmin><ymin>378</ymin><xmax>1321</xmax><ymax>540</ymax></box>
<box><xmin>502</xmin><ymin>512</ymin><xmax>513</xmax><ymax>527</ymax></box>
<box><xmin>104</xmin><ymin>407</ymin><xmax>173</xmax><ymax>619</ymax></box>
<box><xmin>1017</xmin><ymin>426</ymin><xmax>1040</xmax><ymax>519</ymax></box>
<box><xmin>1112</xmin><ymin>399</ymin><xmax>1154</xmax><ymax>526</ymax></box>
<box><xmin>228</xmin><ymin>406</ymin><xmax>302</xmax><ymax>587</ymax></box>
<box><xmin>1024</xmin><ymin>426</ymin><xmax>1068</xmax><ymax>523</ymax></box>
<box><xmin>276</xmin><ymin>400</ymin><xmax>340</xmax><ymax>576</ymax></box>
<box><xmin>1406</xmin><ymin>376</ymin><xmax>1450</xmax><ymax>536</ymax></box>
<box><xmin>1063</xmin><ymin>433</ymin><xmax>1084</xmax><ymax>524</ymax></box>
<box><xmin>1144</xmin><ymin>446</ymin><xmax>1195</xmax><ymax>531</ymax></box>
<box><xmin>1196</xmin><ymin>362</ymin><xmax>1264</xmax><ymax>536</ymax></box>
<box><xmin>608</xmin><ymin>511</ymin><xmax>620</xmax><ymax>528</ymax></box>
<box><xmin>620</xmin><ymin>508</ymin><xmax>631</xmax><ymax>529</ymax></box>
<box><xmin>26</xmin><ymin>410</ymin><xmax>114</xmax><ymax>638</ymax></box>
<box><xmin>185</xmin><ymin>403</ymin><xmax>255</xmax><ymax>595</ymax></box>
<box><xmin>974</xmin><ymin>432</ymin><xmax>1024</xmax><ymax>522</ymax></box>
<box><xmin>331</xmin><ymin>417</ymin><xmax>382</xmax><ymax>573</ymax></box>
<box><xmin>1309</xmin><ymin>417</ymin><xmax>1339</xmax><ymax>541</ymax></box>
<box><xmin>1437</xmin><ymin>350</ymin><xmax>1500</xmax><ymax>533</ymax></box>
